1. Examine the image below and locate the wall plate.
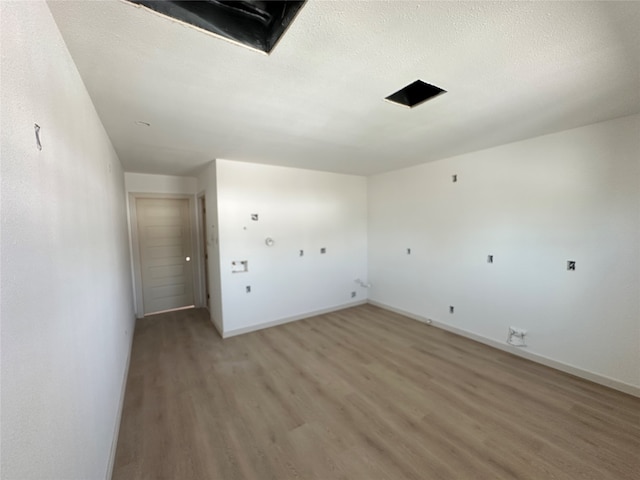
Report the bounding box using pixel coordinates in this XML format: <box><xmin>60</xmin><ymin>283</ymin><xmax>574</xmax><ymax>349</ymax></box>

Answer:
<box><xmin>232</xmin><ymin>260</ymin><xmax>248</xmax><ymax>273</ymax></box>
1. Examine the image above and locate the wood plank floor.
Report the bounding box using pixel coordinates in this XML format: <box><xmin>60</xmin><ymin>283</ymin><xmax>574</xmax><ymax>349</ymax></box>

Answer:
<box><xmin>113</xmin><ymin>305</ymin><xmax>640</xmax><ymax>480</ymax></box>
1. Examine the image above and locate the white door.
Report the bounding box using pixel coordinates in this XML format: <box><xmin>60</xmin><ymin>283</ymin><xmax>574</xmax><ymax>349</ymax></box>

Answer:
<box><xmin>136</xmin><ymin>198</ymin><xmax>194</xmax><ymax>315</ymax></box>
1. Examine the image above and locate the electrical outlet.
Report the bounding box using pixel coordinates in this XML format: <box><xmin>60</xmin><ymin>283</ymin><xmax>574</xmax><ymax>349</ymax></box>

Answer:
<box><xmin>449</xmin><ymin>306</ymin><xmax>454</xmax><ymax>314</ymax></box>
<box><xmin>507</xmin><ymin>326</ymin><xmax>527</xmax><ymax>347</ymax></box>
<box><xmin>231</xmin><ymin>260</ymin><xmax>248</xmax><ymax>273</ymax></box>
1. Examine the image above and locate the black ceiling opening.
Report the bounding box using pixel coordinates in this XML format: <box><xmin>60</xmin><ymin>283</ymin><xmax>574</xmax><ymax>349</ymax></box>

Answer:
<box><xmin>126</xmin><ymin>1</ymin><xmax>306</xmax><ymax>53</ymax></box>
<box><xmin>385</xmin><ymin>80</ymin><xmax>446</xmax><ymax>108</ymax></box>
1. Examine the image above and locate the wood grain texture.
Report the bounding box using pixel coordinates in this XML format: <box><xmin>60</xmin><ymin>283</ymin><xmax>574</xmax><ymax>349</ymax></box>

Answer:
<box><xmin>113</xmin><ymin>305</ymin><xmax>640</xmax><ymax>480</ymax></box>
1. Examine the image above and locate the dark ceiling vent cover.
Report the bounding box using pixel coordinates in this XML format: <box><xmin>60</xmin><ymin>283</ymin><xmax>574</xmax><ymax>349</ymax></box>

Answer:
<box><xmin>385</xmin><ymin>80</ymin><xmax>446</xmax><ymax>108</ymax></box>
<box><xmin>126</xmin><ymin>1</ymin><xmax>306</xmax><ymax>54</ymax></box>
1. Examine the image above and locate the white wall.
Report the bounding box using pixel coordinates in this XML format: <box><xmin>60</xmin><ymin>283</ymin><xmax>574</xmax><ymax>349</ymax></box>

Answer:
<box><xmin>197</xmin><ymin>161</ymin><xmax>224</xmax><ymax>333</ymax></box>
<box><xmin>368</xmin><ymin>114</ymin><xmax>640</xmax><ymax>393</ymax></box>
<box><xmin>0</xmin><ymin>2</ymin><xmax>135</xmax><ymax>479</ymax></box>
<box><xmin>124</xmin><ymin>172</ymin><xmax>197</xmax><ymax>194</ymax></box>
<box><xmin>216</xmin><ymin>159</ymin><xmax>368</xmax><ymax>335</ymax></box>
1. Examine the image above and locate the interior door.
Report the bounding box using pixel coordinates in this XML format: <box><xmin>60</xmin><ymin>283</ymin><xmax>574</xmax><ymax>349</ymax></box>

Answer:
<box><xmin>136</xmin><ymin>198</ymin><xmax>194</xmax><ymax>315</ymax></box>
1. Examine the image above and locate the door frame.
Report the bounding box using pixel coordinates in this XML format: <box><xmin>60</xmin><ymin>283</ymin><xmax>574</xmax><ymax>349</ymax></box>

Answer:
<box><xmin>128</xmin><ymin>193</ymin><xmax>201</xmax><ymax>318</ymax></box>
<box><xmin>197</xmin><ymin>192</ymin><xmax>210</xmax><ymax>311</ymax></box>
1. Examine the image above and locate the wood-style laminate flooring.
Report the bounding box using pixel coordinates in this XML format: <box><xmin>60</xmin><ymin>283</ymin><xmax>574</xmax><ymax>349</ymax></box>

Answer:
<box><xmin>113</xmin><ymin>305</ymin><xmax>639</xmax><ymax>479</ymax></box>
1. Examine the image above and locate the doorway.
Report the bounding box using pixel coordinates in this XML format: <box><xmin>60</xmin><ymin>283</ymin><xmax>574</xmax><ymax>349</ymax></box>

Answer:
<box><xmin>135</xmin><ymin>197</ymin><xmax>195</xmax><ymax>315</ymax></box>
<box><xmin>200</xmin><ymin>196</ymin><xmax>210</xmax><ymax>310</ymax></box>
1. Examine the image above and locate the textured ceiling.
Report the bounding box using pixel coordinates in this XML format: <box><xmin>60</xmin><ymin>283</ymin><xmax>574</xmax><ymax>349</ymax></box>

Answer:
<box><xmin>48</xmin><ymin>0</ymin><xmax>640</xmax><ymax>176</ymax></box>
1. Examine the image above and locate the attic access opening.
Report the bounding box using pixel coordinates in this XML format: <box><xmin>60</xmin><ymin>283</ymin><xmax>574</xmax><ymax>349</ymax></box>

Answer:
<box><xmin>385</xmin><ymin>80</ymin><xmax>446</xmax><ymax>108</ymax></box>
<box><xmin>126</xmin><ymin>1</ymin><xmax>306</xmax><ymax>54</ymax></box>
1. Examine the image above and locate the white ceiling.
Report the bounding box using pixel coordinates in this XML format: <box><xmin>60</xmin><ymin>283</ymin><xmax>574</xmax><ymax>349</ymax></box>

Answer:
<box><xmin>48</xmin><ymin>0</ymin><xmax>640</xmax><ymax>176</ymax></box>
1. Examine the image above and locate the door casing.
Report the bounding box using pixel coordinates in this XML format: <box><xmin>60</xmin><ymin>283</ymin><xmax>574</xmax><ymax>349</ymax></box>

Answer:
<box><xmin>128</xmin><ymin>193</ymin><xmax>202</xmax><ymax>318</ymax></box>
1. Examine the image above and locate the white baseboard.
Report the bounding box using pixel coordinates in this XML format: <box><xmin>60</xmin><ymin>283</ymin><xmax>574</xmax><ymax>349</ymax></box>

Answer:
<box><xmin>223</xmin><ymin>299</ymin><xmax>368</xmax><ymax>338</ymax></box>
<box><xmin>105</xmin><ymin>319</ymin><xmax>135</xmax><ymax>480</ymax></box>
<box><xmin>368</xmin><ymin>300</ymin><xmax>640</xmax><ymax>398</ymax></box>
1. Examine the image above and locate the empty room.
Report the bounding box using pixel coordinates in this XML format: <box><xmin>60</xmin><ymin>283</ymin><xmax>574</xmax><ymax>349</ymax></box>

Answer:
<box><xmin>1</xmin><ymin>1</ymin><xmax>639</xmax><ymax>479</ymax></box>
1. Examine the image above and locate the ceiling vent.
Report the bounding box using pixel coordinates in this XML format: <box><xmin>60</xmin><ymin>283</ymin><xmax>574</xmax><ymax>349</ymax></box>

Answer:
<box><xmin>126</xmin><ymin>1</ymin><xmax>306</xmax><ymax>54</ymax></box>
<box><xmin>385</xmin><ymin>80</ymin><xmax>446</xmax><ymax>108</ymax></box>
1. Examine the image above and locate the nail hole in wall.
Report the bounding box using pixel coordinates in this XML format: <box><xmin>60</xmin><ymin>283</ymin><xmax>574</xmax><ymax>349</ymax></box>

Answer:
<box><xmin>320</xmin><ymin>248</ymin><xmax>326</xmax><ymax>254</ymax></box>
<box><xmin>452</xmin><ymin>174</ymin><xmax>457</xmax><ymax>183</ymax></box>
<box><xmin>487</xmin><ymin>255</ymin><xmax>493</xmax><ymax>263</ymax></box>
